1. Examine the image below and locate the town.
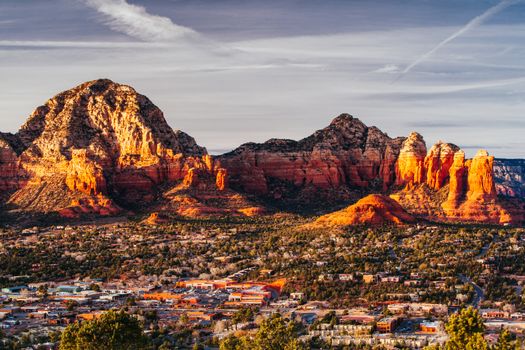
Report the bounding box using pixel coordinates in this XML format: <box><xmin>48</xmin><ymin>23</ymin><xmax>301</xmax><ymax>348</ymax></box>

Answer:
<box><xmin>0</xmin><ymin>217</ymin><xmax>524</xmax><ymax>348</ymax></box>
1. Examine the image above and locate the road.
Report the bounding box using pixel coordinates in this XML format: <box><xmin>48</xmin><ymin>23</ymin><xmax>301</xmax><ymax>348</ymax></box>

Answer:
<box><xmin>459</xmin><ymin>274</ymin><xmax>484</xmax><ymax>308</ymax></box>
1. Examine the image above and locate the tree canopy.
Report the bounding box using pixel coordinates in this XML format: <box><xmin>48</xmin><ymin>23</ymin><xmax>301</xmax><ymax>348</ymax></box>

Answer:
<box><xmin>445</xmin><ymin>307</ymin><xmax>486</xmax><ymax>350</ymax></box>
<box><xmin>59</xmin><ymin>310</ymin><xmax>148</xmax><ymax>350</ymax></box>
<box><xmin>220</xmin><ymin>313</ymin><xmax>304</xmax><ymax>350</ymax></box>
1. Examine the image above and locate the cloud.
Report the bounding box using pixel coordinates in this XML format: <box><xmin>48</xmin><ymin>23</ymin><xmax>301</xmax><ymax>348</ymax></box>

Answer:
<box><xmin>374</xmin><ymin>64</ymin><xmax>400</xmax><ymax>74</ymax></box>
<box><xmin>83</xmin><ymin>0</ymin><xmax>197</xmax><ymax>42</ymax></box>
<box><xmin>0</xmin><ymin>40</ymin><xmax>170</xmax><ymax>49</ymax></box>
<box><xmin>397</xmin><ymin>0</ymin><xmax>521</xmax><ymax>79</ymax></box>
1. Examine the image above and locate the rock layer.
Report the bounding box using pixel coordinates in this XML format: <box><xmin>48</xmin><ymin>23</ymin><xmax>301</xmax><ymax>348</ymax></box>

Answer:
<box><xmin>494</xmin><ymin>159</ymin><xmax>525</xmax><ymax>198</ymax></box>
<box><xmin>0</xmin><ymin>134</ymin><xmax>22</xmax><ymax>191</ymax></box>
<box><xmin>395</xmin><ymin>132</ymin><xmax>426</xmax><ymax>187</ymax></box>
<box><xmin>424</xmin><ymin>142</ymin><xmax>460</xmax><ymax>190</ymax></box>
<box><xmin>219</xmin><ymin>114</ymin><xmax>405</xmax><ymax>197</ymax></box>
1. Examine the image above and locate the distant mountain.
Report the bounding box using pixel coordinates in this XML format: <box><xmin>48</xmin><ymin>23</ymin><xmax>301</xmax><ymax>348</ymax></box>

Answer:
<box><xmin>0</xmin><ymin>79</ymin><xmax>522</xmax><ymax>225</ymax></box>
<box><xmin>494</xmin><ymin>159</ymin><xmax>525</xmax><ymax>198</ymax></box>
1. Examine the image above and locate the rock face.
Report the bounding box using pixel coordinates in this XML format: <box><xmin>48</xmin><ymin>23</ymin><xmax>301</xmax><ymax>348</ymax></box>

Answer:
<box><xmin>314</xmin><ymin>194</ymin><xmax>415</xmax><ymax>226</ymax></box>
<box><xmin>395</xmin><ymin>132</ymin><xmax>426</xmax><ymax>187</ymax></box>
<box><xmin>394</xmin><ymin>148</ymin><xmax>512</xmax><ymax>224</ymax></box>
<box><xmin>424</xmin><ymin>142</ymin><xmax>460</xmax><ymax>190</ymax></box>
<box><xmin>493</xmin><ymin>159</ymin><xmax>525</xmax><ymax>198</ymax></box>
<box><xmin>0</xmin><ymin>134</ymin><xmax>22</xmax><ymax>191</ymax></box>
<box><xmin>14</xmin><ymin>79</ymin><xmax>206</xmax><ymax>206</ymax></box>
<box><xmin>221</xmin><ymin>114</ymin><xmax>518</xmax><ymax>224</ymax></box>
<box><xmin>160</xmin><ymin>155</ymin><xmax>264</xmax><ymax>217</ymax></box>
<box><xmin>219</xmin><ymin>114</ymin><xmax>405</xmax><ymax>199</ymax></box>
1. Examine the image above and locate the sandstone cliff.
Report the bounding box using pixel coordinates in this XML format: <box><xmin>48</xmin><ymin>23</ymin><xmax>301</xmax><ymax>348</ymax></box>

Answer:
<box><xmin>394</xmin><ymin>148</ymin><xmax>512</xmax><ymax>224</ymax></box>
<box><xmin>0</xmin><ymin>133</ymin><xmax>22</xmax><ymax>192</ymax></box>
<box><xmin>219</xmin><ymin>114</ymin><xmax>405</xmax><ymax>202</ymax></box>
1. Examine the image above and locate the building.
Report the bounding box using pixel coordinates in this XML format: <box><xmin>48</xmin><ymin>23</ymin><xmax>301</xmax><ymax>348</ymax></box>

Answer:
<box><xmin>376</xmin><ymin>317</ymin><xmax>400</xmax><ymax>333</ymax></box>
<box><xmin>363</xmin><ymin>274</ymin><xmax>376</xmax><ymax>284</ymax></box>
<box><xmin>1</xmin><ymin>286</ymin><xmax>29</xmax><ymax>294</ymax></box>
<box><xmin>420</xmin><ymin>321</ymin><xmax>442</xmax><ymax>333</ymax></box>
<box><xmin>480</xmin><ymin>309</ymin><xmax>510</xmax><ymax>319</ymax></box>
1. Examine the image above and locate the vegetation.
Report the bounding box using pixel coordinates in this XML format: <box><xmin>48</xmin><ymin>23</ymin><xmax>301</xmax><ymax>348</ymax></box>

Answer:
<box><xmin>220</xmin><ymin>313</ymin><xmax>305</xmax><ymax>350</ymax></box>
<box><xmin>59</xmin><ymin>310</ymin><xmax>148</xmax><ymax>350</ymax></box>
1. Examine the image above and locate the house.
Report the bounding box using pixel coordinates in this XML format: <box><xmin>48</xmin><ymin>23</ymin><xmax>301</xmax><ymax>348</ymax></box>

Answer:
<box><xmin>376</xmin><ymin>317</ymin><xmax>400</xmax><ymax>333</ymax></box>
<box><xmin>363</xmin><ymin>274</ymin><xmax>376</xmax><ymax>284</ymax></box>
<box><xmin>420</xmin><ymin>321</ymin><xmax>442</xmax><ymax>333</ymax></box>
<box><xmin>381</xmin><ymin>276</ymin><xmax>402</xmax><ymax>283</ymax></box>
<box><xmin>1</xmin><ymin>286</ymin><xmax>29</xmax><ymax>294</ymax></box>
<box><xmin>290</xmin><ymin>292</ymin><xmax>304</xmax><ymax>300</ymax></box>
<box><xmin>338</xmin><ymin>274</ymin><xmax>354</xmax><ymax>281</ymax></box>
<box><xmin>480</xmin><ymin>309</ymin><xmax>510</xmax><ymax>319</ymax></box>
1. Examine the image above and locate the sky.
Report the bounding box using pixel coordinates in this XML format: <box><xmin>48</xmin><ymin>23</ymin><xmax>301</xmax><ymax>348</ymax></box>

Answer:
<box><xmin>1</xmin><ymin>0</ymin><xmax>524</xmax><ymax>157</ymax></box>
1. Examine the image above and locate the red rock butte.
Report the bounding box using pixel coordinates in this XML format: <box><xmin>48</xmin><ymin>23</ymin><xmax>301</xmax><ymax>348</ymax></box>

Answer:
<box><xmin>314</xmin><ymin>194</ymin><xmax>416</xmax><ymax>226</ymax></box>
<box><xmin>0</xmin><ymin>79</ymin><xmax>255</xmax><ymax>218</ymax></box>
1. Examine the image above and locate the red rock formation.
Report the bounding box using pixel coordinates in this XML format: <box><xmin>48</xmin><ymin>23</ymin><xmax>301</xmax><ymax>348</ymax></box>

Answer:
<box><xmin>183</xmin><ymin>168</ymin><xmax>199</xmax><ymax>188</ymax></box>
<box><xmin>0</xmin><ymin>79</ymin><xmax>520</xmax><ymax>224</ymax></box>
<box><xmin>65</xmin><ymin>149</ymin><xmax>107</xmax><ymax>196</ymax></box>
<box><xmin>219</xmin><ymin>114</ymin><xmax>405</xmax><ymax>197</ymax></box>
<box><xmin>443</xmin><ymin>150</ymin><xmax>510</xmax><ymax>224</ymax></box>
<box><xmin>142</xmin><ymin>212</ymin><xmax>171</xmax><ymax>225</ymax></box>
<box><xmin>1</xmin><ymin>79</ymin><xmax>209</xmax><ymax>215</ymax></box>
<box><xmin>467</xmin><ymin>150</ymin><xmax>497</xmax><ymax>202</ymax></box>
<box><xmin>314</xmin><ymin>194</ymin><xmax>415</xmax><ymax>226</ymax></box>
<box><xmin>395</xmin><ymin>132</ymin><xmax>426</xmax><ymax>187</ymax></box>
<box><xmin>443</xmin><ymin>150</ymin><xmax>468</xmax><ymax>210</ymax></box>
<box><xmin>237</xmin><ymin>207</ymin><xmax>265</xmax><ymax>216</ymax></box>
<box><xmin>59</xmin><ymin>195</ymin><xmax>121</xmax><ymax>219</ymax></box>
<box><xmin>0</xmin><ymin>134</ymin><xmax>21</xmax><ymax>191</ymax></box>
<box><xmin>424</xmin><ymin>142</ymin><xmax>459</xmax><ymax>190</ymax></box>
<box><xmin>216</xmin><ymin>168</ymin><xmax>228</xmax><ymax>191</ymax></box>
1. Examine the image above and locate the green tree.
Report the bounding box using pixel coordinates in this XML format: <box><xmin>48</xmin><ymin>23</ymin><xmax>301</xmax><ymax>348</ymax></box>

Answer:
<box><xmin>89</xmin><ymin>283</ymin><xmax>101</xmax><ymax>292</ymax></box>
<box><xmin>219</xmin><ymin>314</ymin><xmax>304</xmax><ymax>350</ymax></box>
<box><xmin>59</xmin><ymin>310</ymin><xmax>148</xmax><ymax>350</ymax></box>
<box><xmin>219</xmin><ymin>335</ymin><xmax>249</xmax><ymax>350</ymax></box>
<box><xmin>444</xmin><ymin>307</ymin><xmax>488</xmax><ymax>350</ymax></box>
<box><xmin>253</xmin><ymin>314</ymin><xmax>304</xmax><ymax>350</ymax></box>
<box><xmin>494</xmin><ymin>329</ymin><xmax>513</xmax><ymax>350</ymax></box>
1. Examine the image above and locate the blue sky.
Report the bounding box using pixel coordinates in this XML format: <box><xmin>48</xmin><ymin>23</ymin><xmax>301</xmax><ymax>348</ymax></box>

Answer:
<box><xmin>1</xmin><ymin>0</ymin><xmax>524</xmax><ymax>157</ymax></box>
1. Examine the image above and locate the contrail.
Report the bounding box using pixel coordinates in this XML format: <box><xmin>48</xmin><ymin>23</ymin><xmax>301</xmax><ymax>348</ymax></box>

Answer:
<box><xmin>397</xmin><ymin>0</ymin><xmax>520</xmax><ymax>80</ymax></box>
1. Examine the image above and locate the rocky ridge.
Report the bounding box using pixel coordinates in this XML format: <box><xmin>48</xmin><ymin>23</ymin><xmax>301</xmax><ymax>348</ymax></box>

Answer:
<box><xmin>221</xmin><ymin>115</ymin><xmax>518</xmax><ymax>224</ymax></box>
<box><xmin>219</xmin><ymin>114</ymin><xmax>405</xmax><ymax>201</ymax></box>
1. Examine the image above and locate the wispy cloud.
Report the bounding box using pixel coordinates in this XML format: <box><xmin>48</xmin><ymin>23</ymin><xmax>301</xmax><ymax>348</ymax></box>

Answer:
<box><xmin>374</xmin><ymin>64</ymin><xmax>400</xmax><ymax>74</ymax></box>
<box><xmin>397</xmin><ymin>0</ymin><xmax>521</xmax><ymax>79</ymax></box>
<box><xmin>83</xmin><ymin>0</ymin><xmax>197</xmax><ymax>42</ymax></box>
<box><xmin>0</xmin><ymin>40</ymin><xmax>170</xmax><ymax>49</ymax></box>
